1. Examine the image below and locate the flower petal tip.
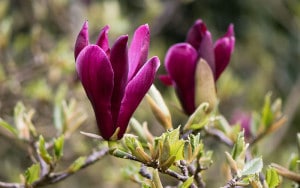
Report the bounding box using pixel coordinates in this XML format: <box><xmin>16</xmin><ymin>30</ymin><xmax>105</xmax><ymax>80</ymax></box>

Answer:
<box><xmin>74</xmin><ymin>21</ymin><xmax>89</xmax><ymax>60</ymax></box>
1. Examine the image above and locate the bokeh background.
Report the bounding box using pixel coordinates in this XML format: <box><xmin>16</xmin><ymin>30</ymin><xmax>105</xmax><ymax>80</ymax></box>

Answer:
<box><xmin>0</xmin><ymin>0</ymin><xmax>300</xmax><ymax>187</ymax></box>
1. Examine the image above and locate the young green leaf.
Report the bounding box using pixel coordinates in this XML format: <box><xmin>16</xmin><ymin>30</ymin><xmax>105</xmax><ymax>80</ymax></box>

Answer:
<box><xmin>24</xmin><ymin>163</ymin><xmax>40</xmax><ymax>184</ymax></box>
<box><xmin>179</xmin><ymin>176</ymin><xmax>194</xmax><ymax>188</ymax></box>
<box><xmin>38</xmin><ymin>135</ymin><xmax>52</xmax><ymax>164</ymax></box>
<box><xmin>184</xmin><ymin>102</ymin><xmax>210</xmax><ymax>131</ymax></box>
<box><xmin>159</xmin><ymin>137</ymin><xmax>171</xmax><ymax>166</ymax></box>
<box><xmin>166</xmin><ymin>127</ymin><xmax>185</xmax><ymax>161</ymax></box>
<box><xmin>53</xmin><ymin>135</ymin><xmax>64</xmax><ymax>160</ymax></box>
<box><xmin>266</xmin><ymin>167</ymin><xmax>280</xmax><ymax>188</ymax></box>
<box><xmin>231</xmin><ymin>131</ymin><xmax>245</xmax><ymax>160</ymax></box>
<box><xmin>241</xmin><ymin>157</ymin><xmax>263</xmax><ymax>176</ymax></box>
<box><xmin>0</xmin><ymin>118</ymin><xmax>18</xmax><ymax>136</ymax></box>
<box><xmin>261</xmin><ymin>93</ymin><xmax>273</xmax><ymax>129</ymax></box>
<box><xmin>68</xmin><ymin>156</ymin><xmax>86</xmax><ymax>173</ymax></box>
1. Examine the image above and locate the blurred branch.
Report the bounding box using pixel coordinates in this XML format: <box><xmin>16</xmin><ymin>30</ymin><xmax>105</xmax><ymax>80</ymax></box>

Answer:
<box><xmin>205</xmin><ymin>127</ymin><xmax>234</xmax><ymax>147</ymax></box>
<box><xmin>0</xmin><ymin>182</ymin><xmax>23</xmax><ymax>188</ymax></box>
<box><xmin>249</xmin><ymin>116</ymin><xmax>287</xmax><ymax>146</ymax></box>
<box><xmin>32</xmin><ymin>147</ymin><xmax>109</xmax><ymax>187</ymax></box>
<box><xmin>271</xmin><ymin>163</ymin><xmax>300</xmax><ymax>184</ymax></box>
<box><xmin>0</xmin><ymin>147</ymin><xmax>109</xmax><ymax>188</ymax></box>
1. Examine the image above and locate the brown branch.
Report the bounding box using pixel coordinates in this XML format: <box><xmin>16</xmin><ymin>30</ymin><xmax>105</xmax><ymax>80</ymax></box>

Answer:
<box><xmin>249</xmin><ymin>116</ymin><xmax>287</xmax><ymax>146</ymax></box>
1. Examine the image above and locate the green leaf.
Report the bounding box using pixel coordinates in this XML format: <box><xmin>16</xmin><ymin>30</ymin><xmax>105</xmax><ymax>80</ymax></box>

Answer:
<box><xmin>288</xmin><ymin>153</ymin><xmax>299</xmax><ymax>172</ymax></box>
<box><xmin>142</xmin><ymin>183</ymin><xmax>151</xmax><ymax>188</ymax></box>
<box><xmin>152</xmin><ymin>169</ymin><xmax>163</xmax><ymax>188</ymax></box>
<box><xmin>0</xmin><ymin>118</ymin><xmax>18</xmax><ymax>136</ymax></box>
<box><xmin>241</xmin><ymin>157</ymin><xmax>263</xmax><ymax>176</ymax></box>
<box><xmin>68</xmin><ymin>156</ymin><xmax>86</xmax><ymax>173</ymax></box>
<box><xmin>159</xmin><ymin>136</ymin><xmax>171</xmax><ymax>165</ymax></box>
<box><xmin>266</xmin><ymin>167</ymin><xmax>280</xmax><ymax>188</ymax></box>
<box><xmin>166</xmin><ymin>127</ymin><xmax>185</xmax><ymax>161</ymax></box>
<box><xmin>53</xmin><ymin>135</ymin><xmax>64</xmax><ymax>160</ymax></box>
<box><xmin>38</xmin><ymin>135</ymin><xmax>52</xmax><ymax>164</ymax></box>
<box><xmin>184</xmin><ymin>102</ymin><xmax>210</xmax><ymax>131</ymax></box>
<box><xmin>25</xmin><ymin>163</ymin><xmax>40</xmax><ymax>184</ymax></box>
<box><xmin>124</xmin><ymin>135</ymin><xmax>143</xmax><ymax>153</ymax></box>
<box><xmin>179</xmin><ymin>176</ymin><xmax>194</xmax><ymax>188</ymax></box>
<box><xmin>231</xmin><ymin>131</ymin><xmax>245</xmax><ymax>160</ymax></box>
<box><xmin>261</xmin><ymin>93</ymin><xmax>273</xmax><ymax>128</ymax></box>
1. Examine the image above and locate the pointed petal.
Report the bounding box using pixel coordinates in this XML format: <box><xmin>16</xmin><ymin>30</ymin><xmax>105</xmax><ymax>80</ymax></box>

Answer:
<box><xmin>76</xmin><ymin>45</ymin><xmax>114</xmax><ymax>140</ymax></box>
<box><xmin>159</xmin><ymin>75</ymin><xmax>173</xmax><ymax>86</ymax></box>
<box><xmin>110</xmin><ymin>35</ymin><xmax>129</xmax><ymax>125</ymax></box>
<box><xmin>198</xmin><ymin>30</ymin><xmax>215</xmax><ymax>76</ymax></box>
<box><xmin>96</xmin><ymin>25</ymin><xmax>111</xmax><ymax>56</ymax></box>
<box><xmin>165</xmin><ymin>43</ymin><xmax>198</xmax><ymax>115</ymax></box>
<box><xmin>117</xmin><ymin>56</ymin><xmax>160</xmax><ymax>138</ymax></box>
<box><xmin>186</xmin><ymin>19</ymin><xmax>207</xmax><ymax>50</ymax></box>
<box><xmin>74</xmin><ymin>21</ymin><xmax>89</xmax><ymax>60</ymax></box>
<box><xmin>214</xmin><ymin>24</ymin><xmax>235</xmax><ymax>80</ymax></box>
<box><xmin>128</xmin><ymin>24</ymin><xmax>150</xmax><ymax>80</ymax></box>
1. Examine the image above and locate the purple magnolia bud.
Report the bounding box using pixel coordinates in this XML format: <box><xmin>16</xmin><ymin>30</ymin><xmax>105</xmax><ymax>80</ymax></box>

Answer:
<box><xmin>75</xmin><ymin>22</ymin><xmax>160</xmax><ymax>140</ymax></box>
<box><xmin>231</xmin><ymin>110</ymin><xmax>252</xmax><ymax>139</ymax></box>
<box><xmin>161</xmin><ymin>19</ymin><xmax>235</xmax><ymax>115</ymax></box>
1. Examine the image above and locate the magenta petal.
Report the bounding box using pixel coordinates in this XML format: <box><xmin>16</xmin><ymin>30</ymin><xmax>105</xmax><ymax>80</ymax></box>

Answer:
<box><xmin>128</xmin><ymin>24</ymin><xmax>150</xmax><ymax>81</ymax></box>
<box><xmin>198</xmin><ymin>31</ymin><xmax>215</xmax><ymax>76</ymax></box>
<box><xmin>110</xmin><ymin>35</ymin><xmax>129</xmax><ymax>125</ymax></box>
<box><xmin>214</xmin><ymin>24</ymin><xmax>235</xmax><ymax>80</ymax></box>
<box><xmin>76</xmin><ymin>45</ymin><xmax>114</xmax><ymax>140</ymax></box>
<box><xmin>159</xmin><ymin>75</ymin><xmax>173</xmax><ymax>86</ymax></box>
<box><xmin>117</xmin><ymin>56</ymin><xmax>160</xmax><ymax>138</ymax></box>
<box><xmin>74</xmin><ymin>21</ymin><xmax>89</xmax><ymax>60</ymax></box>
<box><xmin>165</xmin><ymin>43</ymin><xmax>198</xmax><ymax>115</ymax></box>
<box><xmin>96</xmin><ymin>25</ymin><xmax>111</xmax><ymax>56</ymax></box>
<box><xmin>186</xmin><ymin>19</ymin><xmax>207</xmax><ymax>50</ymax></box>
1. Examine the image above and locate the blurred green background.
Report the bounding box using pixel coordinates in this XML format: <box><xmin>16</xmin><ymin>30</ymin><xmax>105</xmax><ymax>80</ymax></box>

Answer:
<box><xmin>0</xmin><ymin>0</ymin><xmax>299</xmax><ymax>187</ymax></box>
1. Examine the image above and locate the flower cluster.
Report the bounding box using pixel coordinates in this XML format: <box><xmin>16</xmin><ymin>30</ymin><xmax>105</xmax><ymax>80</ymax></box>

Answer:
<box><xmin>74</xmin><ymin>19</ymin><xmax>235</xmax><ymax>140</ymax></box>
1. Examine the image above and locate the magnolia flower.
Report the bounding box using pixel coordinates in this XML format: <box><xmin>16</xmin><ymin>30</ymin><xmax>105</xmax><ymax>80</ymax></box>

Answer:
<box><xmin>160</xmin><ymin>19</ymin><xmax>235</xmax><ymax>115</ymax></box>
<box><xmin>231</xmin><ymin>110</ymin><xmax>252</xmax><ymax>139</ymax></box>
<box><xmin>75</xmin><ymin>21</ymin><xmax>160</xmax><ymax>140</ymax></box>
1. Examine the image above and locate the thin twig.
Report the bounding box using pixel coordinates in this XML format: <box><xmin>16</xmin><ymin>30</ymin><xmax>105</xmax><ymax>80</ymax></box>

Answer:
<box><xmin>205</xmin><ymin>127</ymin><xmax>234</xmax><ymax>147</ymax></box>
<box><xmin>32</xmin><ymin>147</ymin><xmax>109</xmax><ymax>187</ymax></box>
<box><xmin>0</xmin><ymin>182</ymin><xmax>23</xmax><ymax>188</ymax></box>
<box><xmin>249</xmin><ymin>116</ymin><xmax>287</xmax><ymax>146</ymax></box>
<box><xmin>220</xmin><ymin>177</ymin><xmax>239</xmax><ymax>188</ymax></box>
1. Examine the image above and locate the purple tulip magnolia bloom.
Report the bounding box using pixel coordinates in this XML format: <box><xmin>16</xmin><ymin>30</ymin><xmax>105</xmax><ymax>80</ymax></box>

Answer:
<box><xmin>160</xmin><ymin>19</ymin><xmax>235</xmax><ymax>115</ymax></box>
<box><xmin>75</xmin><ymin>21</ymin><xmax>160</xmax><ymax>140</ymax></box>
